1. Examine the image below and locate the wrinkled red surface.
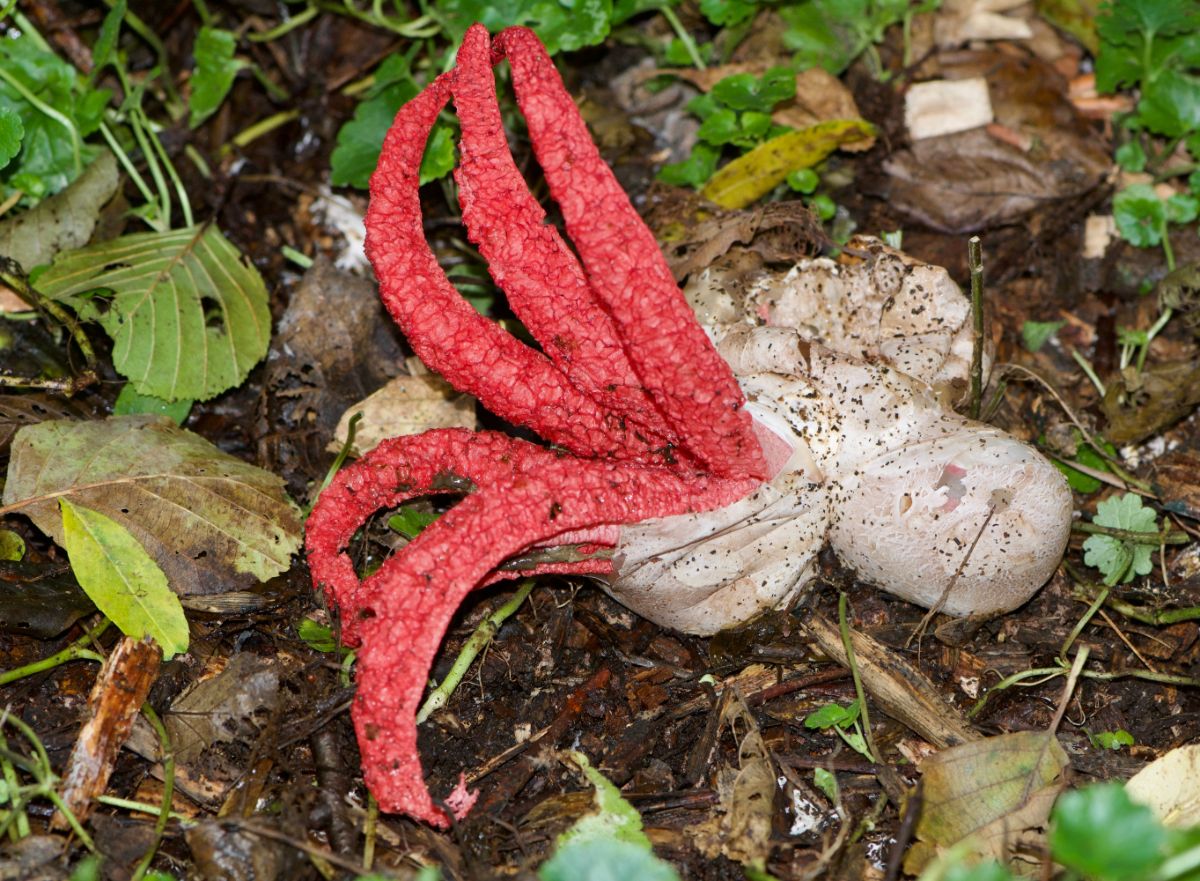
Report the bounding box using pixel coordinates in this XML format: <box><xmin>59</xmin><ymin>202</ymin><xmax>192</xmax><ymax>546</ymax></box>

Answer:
<box><xmin>306</xmin><ymin>23</ymin><xmax>766</xmax><ymax>828</ymax></box>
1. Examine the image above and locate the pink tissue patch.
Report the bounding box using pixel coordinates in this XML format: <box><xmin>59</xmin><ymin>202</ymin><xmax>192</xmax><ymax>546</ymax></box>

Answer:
<box><xmin>936</xmin><ymin>463</ymin><xmax>969</xmax><ymax>513</ymax></box>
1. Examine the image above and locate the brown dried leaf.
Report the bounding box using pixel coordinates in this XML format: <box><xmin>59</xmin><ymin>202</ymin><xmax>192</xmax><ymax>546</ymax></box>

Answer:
<box><xmin>329</xmin><ymin>372</ymin><xmax>476</xmax><ymax>456</ymax></box>
<box><xmin>1102</xmin><ymin>360</ymin><xmax>1200</xmax><ymax>444</ymax></box>
<box><xmin>3</xmin><ymin>415</ymin><xmax>302</xmax><ymax>596</ymax></box>
<box><xmin>904</xmin><ymin>731</ymin><xmax>1068</xmax><ymax>873</ymax></box>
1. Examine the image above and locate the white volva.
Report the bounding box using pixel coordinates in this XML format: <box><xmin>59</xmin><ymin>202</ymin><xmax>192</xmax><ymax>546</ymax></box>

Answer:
<box><xmin>607</xmin><ymin>238</ymin><xmax>1073</xmax><ymax>634</ymax></box>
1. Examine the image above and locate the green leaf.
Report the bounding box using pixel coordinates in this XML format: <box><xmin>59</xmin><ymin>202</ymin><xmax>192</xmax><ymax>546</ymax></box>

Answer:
<box><xmin>781</xmin><ymin>0</ymin><xmax>868</xmax><ymax>75</ymax></box>
<box><xmin>0</xmin><ymin>528</ymin><xmax>25</xmax><ymax>561</ymax></box>
<box><xmin>786</xmin><ymin>167</ymin><xmax>820</xmax><ymax>194</ymax></box>
<box><xmin>1089</xmin><ymin>729</ymin><xmax>1135</xmax><ymax>750</ymax></box>
<box><xmin>1115</xmin><ymin>140</ymin><xmax>1147</xmax><ymax>172</ymax></box>
<box><xmin>113</xmin><ymin>384</ymin><xmax>193</xmax><ymax>425</ymax></box>
<box><xmin>1139</xmin><ymin>70</ymin><xmax>1200</xmax><ymax>138</ymax></box>
<box><xmin>657</xmin><ymin>142</ymin><xmax>720</xmax><ymax>188</ymax></box>
<box><xmin>810</xmin><ymin>193</ymin><xmax>837</xmax><ymax>220</ymax></box>
<box><xmin>0</xmin><ymin>35</ymin><xmax>109</xmax><ymax>203</ymax></box>
<box><xmin>697</xmin><ymin>108</ymin><xmax>742</xmax><ymax>146</ymax></box>
<box><xmin>4</xmin><ymin>415</ymin><xmax>303</xmax><ymax>594</ymax></box>
<box><xmin>387</xmin><ymin>507</ymin><xmax>440</xmax><ymax>539</ymax></box>
<box><xmin>942</xmin><ymin>862</ymin><xmax>1017</xmax><ymax>881</ymax></box>
<box><xmin>539</xmin><ymin>752</ymin><xmax>679</xmax><ymax>879</ymax></box>
<box><xmin>539</xmin><ymin>838</ymin><xmax>679</xmax><ymax>881</ymax></box>
<box><xmin>1053</xmin><ymin>435</ymin><xmax>1115</xmax><ymax>494</ymax></box>
<box><xmin>1050</xmin><ymin>783</ymin><xmax>1166</xmax><ymax>881</ymax></box>
<box><xmin>37</xmin><ymin>225</ymin><xmax>272</xmax><ymax>402</ymax></box>
<box><xmin>804</xmin><ymin>700</ymin><xmax>859</xmax><ymax>729</ymax></box>
<box><xmin>189</xmin><ymin>27</ymin><xmax>247</xmax><ymax>128</ymax></box>
<box><xmin>1166</xmin><ymin>192</ymin><xmax>1200</xmax><ymax>224</ymax></box>
<box><xmin>441</xmin><ymin>0</ymin><xmax>614</xmax><ymax>55</ymax></box>
<box><xmin>91</xmin><ymin>0</ymin><xmax>126</xmax><ymax>78</ymax></box>
<box><xmin>1021</xmin><ymin>319</ymin><xmax>1066</xmax><ymax>352</ymax></box>
<box><xmin>700</xmin><ymin>0</ymin><xmax>757</xmax><ymax>25</ymax></box>
<box><xmin>59</xmin><ymin>498</ymin><xmax>188</xmax><ymax>659</ymax></box>
<box><xmin>0</xmin><ymin>107</ymin><xmax>22</xmax><ymax>170</ymax></box>
<box><xmin>812</xmin><ymin>767</ymin><xmax>839</xmax><ymax>802</ymax></box>
<box><xmin>1082</xmin><ymin>493</ymin><xmax>1158</xmax><ymax>585</ymax></box>
<box><xmin>1113</xmin><ymin>184</ymin><xmax>1167</xmax><ymax>248</ymax></box>
<box><xmin>297</xmin><ymin>617</ymin><xmax>338</xmax><ymax>653</ymax></box>
<box><xmin>330</xmin><ymin>55</ymin><xmax>457</xmax><ymax>190</ymax></box>
<box><xmin>711</xmin><ymin>68</ymin><xmax>796</xmax><ymax>112</ymax></box>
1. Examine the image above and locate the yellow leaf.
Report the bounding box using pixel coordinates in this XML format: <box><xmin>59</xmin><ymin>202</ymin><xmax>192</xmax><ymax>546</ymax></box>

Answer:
<box><xmin>701</xmin><ymin>119</ymin><xmax>876</xmax><ymax>210</ymax></box>
<box><xmin>59</xmin><ymin>498</ymin><xmax>188</xmax><ymax>659</ymax></box>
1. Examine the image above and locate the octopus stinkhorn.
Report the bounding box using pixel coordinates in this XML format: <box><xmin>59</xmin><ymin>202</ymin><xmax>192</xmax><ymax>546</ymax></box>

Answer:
<box><xmin>305</xmin><ymin>24</ymin><xmax>1072</xmax><ymax>828</ymax></box>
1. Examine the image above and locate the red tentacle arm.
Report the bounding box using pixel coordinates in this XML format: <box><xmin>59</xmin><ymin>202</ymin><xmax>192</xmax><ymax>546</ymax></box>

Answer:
<box><xmin>307</xmin><ymin>429</ymin><xmax>755</xmax><ymax>827</ymax></box>
<box><xmin>364</xmin><ymin>70</ymin><xmax>641</xmax><ymax>460</ymax></box>
<box><xmin>495</xmin><ymin>27</ymin><xmax>766</xmax><ymax>481</ymax></box>
<box><xmin>452</xmin><ymin>27</ymin><xmax>672</xmax><ymax>446</ymax></box>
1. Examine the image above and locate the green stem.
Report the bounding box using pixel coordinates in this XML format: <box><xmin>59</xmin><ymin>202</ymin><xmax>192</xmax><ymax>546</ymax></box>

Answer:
<box><xmin>142</xmin><ymin>109</ymin><xmax>193</xmax><ymax>227</ymax></box>
<box><xmin>417</xmin><ymin>579</ymin><xmax>535</xmax><ymax>724</ymax></box>
<box><xmin>248</xmin><ymin>3</ymin><xmax>319</xmax><ymax>41</ymax></box>
<box><xmin>130</xmin><ymin>705</ymin><xmax>174</xmax><ymax>881</ymax></box>
<box><xmin>99</xmin><ymin>122</ymin><xmax>159</xmax><ymax>210</ymax></box>
<box><xmin>129</xmin><ymin>110</ymin><xmax>172</xmax><ymax>230</ymax></box>
<box><xmin>837</xmin><ymin>593</ymin><xmax>878</xmax><ymax>764</ymax></box>
<box><xmin>1060</xmin><ymin>586</ymin><xmax>1108</xmax><ymax>663</ymax></box>
<box><xmin>1136</xmin><ymin>306</ymin><xmax>1173</xmax><ymax>373</ymax></box>
<box><xmin>222</xmin><ymin>109</ymin><xmax>302</xmax><ymax>155</ymax></box>
<box><xmin>968</xmin><ymin>236</ymin><xmax>985</xmax><ymax>420</ymax></box>
<box><xmin>660</xmin><ymin>6</ymin><xmax>706</xmax><ymax>70</ymax></box>
<box><xmin>1072</xmin><ymin>521</ymin><xmax>1189</xmax><ymax>545</ymax></box>
<box><xmin>0</xmin><ymin>620</ymin><xmax>111</xmax><ymax>686</ymax></box>
<box><xmin>0</xmin><ymin>730</ymin><xmax>29</xmax><ymax>839</ymax></box>
<box><xmin>102</xmin><ymin>0</ymin><xmax>183</xmax><ymax>116</ymax></box>
<box><xmin>1069</xmin><ymin>347</ymin><xmax>1107</xmax><ymax>397</ymax></box>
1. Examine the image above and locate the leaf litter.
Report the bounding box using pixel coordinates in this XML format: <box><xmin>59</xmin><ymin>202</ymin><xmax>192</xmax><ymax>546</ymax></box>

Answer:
<box><xmin>0</xmin><ymin>2</ymin><xmax>1200</xmax><ymax>880</ymax></box>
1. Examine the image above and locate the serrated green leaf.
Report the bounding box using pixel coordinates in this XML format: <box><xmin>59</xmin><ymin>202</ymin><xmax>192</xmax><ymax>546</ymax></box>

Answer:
<box><xmin>1083</xmin><ymin>493</ymin><xmax>1158</xmax><ymax>584</ymax></box>
<box><xmin>1051</xmin><ymin>784</ymin><xmax>1166</xmax><ymax>881</ymax></box>
<box><xmin>189</xmin><ymin>27</ymin><xmax>246</xmax><ymax>128</ymax></box>
<box><xmin>1095</xmin><ymin>492</ymin><xmax>1158</xmax><ymax>532</ymax></box>
<box><xmin>3</xmin><ymin>415</ymin><xmax>302</xmax><ymax>595</ymax></box>
<box><xmin>0</xmin><ymin>107</ymin><xmax>22</xmax><ymax>170</ymax></box>
<box><xmin>59</xmin><ymin>498</ymin><xmax>188</xmax><ymax>659</ymax></box>
<box><xmin>37</xmin><ymin>225</ymin><xmax>271</xmax><ymax>401</ymax></box>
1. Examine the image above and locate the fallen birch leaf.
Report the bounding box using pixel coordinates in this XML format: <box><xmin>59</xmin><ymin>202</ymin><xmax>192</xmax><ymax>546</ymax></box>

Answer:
<box><xmin>1125</xmin><ymin>744</ymin><xmax>1200</xmax><ymax>828</ymax></box>
<box><xmin>905</xmin><ymin>731</ymin><xmax>1068</xmax><ymax>873</ymax></box>
<box><xmin>701</xmin><ymin>119</ymin><xmax>876</xmax><ymax>209</ymax></box>
<box><xmin>3</xmin><ymin>415</ymin><xmax>303</xmax><ymax>596</ymax></box>
<box><xmin>0</xmin><ymin>150</ymin><xmax>119</xmax><ymax>274</ymax></box>
<box><xmin>329</xmin><ymin>372</ymin><xmax>476</xmax><ymax>456</ymax></box>
<box><xmin>59</xmin><ymin>499</ymin><xmax>187</xmax><ymax>658</ymax></box>
<box><xmin>0</xmin><ymin>394</ymin><xmax>87</xmax><ymax>453</ymax></box>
